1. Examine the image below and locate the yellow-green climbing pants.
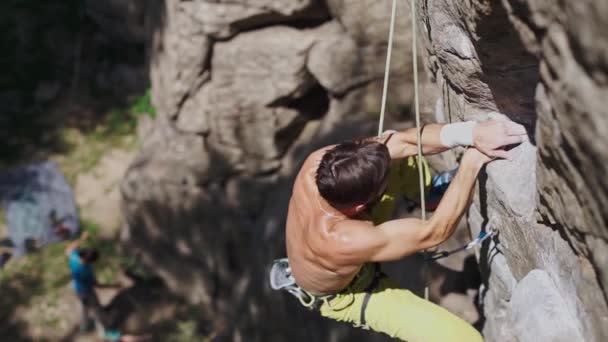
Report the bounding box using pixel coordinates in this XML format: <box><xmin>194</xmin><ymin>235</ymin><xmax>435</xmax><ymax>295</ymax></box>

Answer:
<box><xmin>319</xmin><ymin>264</ymin><xmax>483</xmax><ymax>342</ymax></box>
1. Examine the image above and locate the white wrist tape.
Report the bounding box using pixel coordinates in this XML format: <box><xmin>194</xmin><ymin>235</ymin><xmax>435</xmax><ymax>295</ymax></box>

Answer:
<box><xmin>439</xmin><ymin>121</ymin><xmax>476</xmax><ymax>147</ymax></box>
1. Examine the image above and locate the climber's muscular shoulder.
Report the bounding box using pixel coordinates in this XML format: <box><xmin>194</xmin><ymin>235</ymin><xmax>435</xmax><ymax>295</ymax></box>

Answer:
<box><xmin>289</xmin><ymin>145</ymin><xmax>426</xmax><ymax>266</ymax></box>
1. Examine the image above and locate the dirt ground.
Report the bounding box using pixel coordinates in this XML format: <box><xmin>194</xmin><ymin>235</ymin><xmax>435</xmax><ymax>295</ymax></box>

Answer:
<box><xmin>74</xmin><ymin>148</ymin><xmax>136</xmax><ymax>238</ymax></box>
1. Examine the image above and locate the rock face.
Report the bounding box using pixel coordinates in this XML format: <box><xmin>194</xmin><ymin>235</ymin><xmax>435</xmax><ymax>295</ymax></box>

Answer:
<box><xmin>418</xmin><ymin>0</ymin><xmax>608</xmax><ymax>341</ymax></box>
<box><xmin>123</xmin><ymin>1</ymin><xmax>420</xmax><ymax>341</ymax></box>
<box><xmin>122</xmin><ymin>0</ymin><xmax>608</xmax><ymax>340</ymax></box>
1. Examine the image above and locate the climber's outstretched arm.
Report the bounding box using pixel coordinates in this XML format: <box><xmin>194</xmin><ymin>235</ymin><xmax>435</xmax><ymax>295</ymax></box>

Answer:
<box><xmin>64</xmin><ymin>231</ymin><xmax>89</xmax><ymax>256</ymax></box>
<box><xmin>327</xmin><ymin>148</ymin><xmax>488</xmax><ymax>265</ymax></box>
<box><xmin>382</xmin><ymin>119</ymin><xmax>528</xmax><ymax>160</ymax></box>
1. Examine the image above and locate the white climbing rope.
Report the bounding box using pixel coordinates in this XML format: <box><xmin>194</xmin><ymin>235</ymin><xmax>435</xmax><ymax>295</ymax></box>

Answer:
<box><xmin>410</xmin><ymin>0</ymin><xmax>431</xmax><ymax>301</ymax></box>
<box><xmin>376</xmin><ymin>0</ymin><xmax>426</xmax><ymax>222</ymax></box>
<box><xmin>378</xmin><ymin>0</ymin><xmax>398</xmax><ymax>137</ymax></box>
<box><xmin>411</xmin><ymin>0</ymin><xmax>426</xmax><ymax>223</ymax></box>
<box><xmin>378</xmin><ymin>0</ymin><xmax>430</xmax><ymax>301</ymax></box>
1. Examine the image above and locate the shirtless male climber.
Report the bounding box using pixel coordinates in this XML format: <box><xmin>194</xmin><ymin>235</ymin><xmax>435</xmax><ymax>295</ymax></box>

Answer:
<box><xmin>284</xmin><ymin>118</ymin><xmax>528</xmax><ymax>341</ymax></box>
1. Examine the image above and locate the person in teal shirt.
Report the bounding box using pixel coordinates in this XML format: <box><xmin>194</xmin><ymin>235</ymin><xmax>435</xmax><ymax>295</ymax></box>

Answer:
<box><xmin>66</xmin><ymin>232</ymin><xmax>149</xmax><ymax>342</ymax></box>
<box><xmin>65</xmin><ymin>232</ymin><xmax>115</xmax><ymax>339</ymax></box>
<box><xmin>68</xmin><ymin>247</ymin><xmax>97</xmax><ymax>296</ymax></box>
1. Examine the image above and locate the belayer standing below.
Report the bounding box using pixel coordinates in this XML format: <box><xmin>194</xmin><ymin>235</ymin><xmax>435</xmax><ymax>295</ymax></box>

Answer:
<box><xmin>283</xmin><ymin>118</ymin><xmax>528</xmax><ymax>341</ymax></box>
<box><xmin>66</xmin><ymin>232</ymin><xmax>150</xmax><ymax>342</ymax></box>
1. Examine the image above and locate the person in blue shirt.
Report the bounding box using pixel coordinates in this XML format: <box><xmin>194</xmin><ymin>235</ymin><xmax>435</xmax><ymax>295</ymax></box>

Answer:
<box><xmin>65</xmin><ymin>231</ymin><xmax>111</xmax><ymax>338</ymax></box>
<box><xmin>66</xmin><ymin>232</ymin><xmax>150</xmax><ymax>342</ymax></box>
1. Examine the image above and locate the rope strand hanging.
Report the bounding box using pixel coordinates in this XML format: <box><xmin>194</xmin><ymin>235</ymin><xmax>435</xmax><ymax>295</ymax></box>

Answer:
<box><xmin>378</xmin><ymin>0</ymin><xmax>430</xmax><ymax>301</ymax></box>
<box><xmin>410</xmin><ymin>0</ymin><xmax>430</xmax><ymax>302</ymax></box>
<box><xmin>410</xmin><ymin>0</ymin><xmax>426</xmax><ymax>223</ymax></box>
<box><xmin>377</xmin><ymin>0</ymin><xmax>398</xmax><ymax>137</ymax></box>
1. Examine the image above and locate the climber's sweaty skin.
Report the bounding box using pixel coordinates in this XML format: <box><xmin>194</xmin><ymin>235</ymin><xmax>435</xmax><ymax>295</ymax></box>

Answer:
<box><xmin>285</xmin><ymin>119</ymin><xmax>527</xmax><ymax>341</ymax></box>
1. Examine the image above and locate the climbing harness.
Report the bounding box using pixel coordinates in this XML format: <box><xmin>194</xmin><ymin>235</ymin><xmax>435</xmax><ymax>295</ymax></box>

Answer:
<box><xmin>424</xmin><ymin>223</ymin><xmax>497</xmax><ymax>261</ymax></box>
<box><xmin>357</xmin><ymin>263</ymin><xmax>386</xmax><ymax>328</ymax></box>
<box><xmin>269</xmin><ymin>258</ymin><xmax>316</xmax><ymax>307</ymax></box>
<box><xmin>270</xmin><ymin>259</ymin><xmax>386</xmax><ymax>330</ymax></box>
<box><xmin>269</xmin><ymin>258</ymin><xmax>340</xmax><ymax>310</ymax></box>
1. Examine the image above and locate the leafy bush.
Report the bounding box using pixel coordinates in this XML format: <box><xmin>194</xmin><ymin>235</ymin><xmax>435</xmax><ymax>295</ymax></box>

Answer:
<box><xmin>92</xmin><ymin>88</ymin><xmax>156</xmax><ymax>140</ymax></box>
<box><xmin>130</xmin><ymin>88</ymin><xmax>157</xmax><ymax>119</ymax></box>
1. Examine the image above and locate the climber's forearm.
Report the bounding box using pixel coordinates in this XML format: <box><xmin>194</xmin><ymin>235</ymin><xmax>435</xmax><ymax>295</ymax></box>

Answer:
<box><xmin>64</xmin><ymin>231</ymin><xmax>89</xmax><ymax>256</ymax></box>
<box><xmin>424</xmin><ymin>149</ymin><xmax>485</xmax><ymax>246</ymax></box>
<box><xmin>399</xmin><ymin>123</ymin><xmax>448</xmax><ymax>155</ymax></box>
<box><xmin>386</xmin><ymin>122</ymin><xmax>476</xmax><ymax>159</ymax></box>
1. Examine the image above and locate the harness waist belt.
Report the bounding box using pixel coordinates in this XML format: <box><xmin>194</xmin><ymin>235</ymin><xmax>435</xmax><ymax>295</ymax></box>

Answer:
<box><xmin>360</xmin><ymin>263</ymin><xmax>384</xmax><ymax>327</ymax></box>
<box><xmin>269</xmin><ymin>259</ymin><xmax>385</xmax><ymax>315</ymax></box>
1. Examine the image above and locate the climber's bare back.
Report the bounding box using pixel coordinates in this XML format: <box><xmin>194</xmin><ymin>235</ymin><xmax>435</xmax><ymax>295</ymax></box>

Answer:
<box><xmin>286</xmin><ymin>148</ymin><xmax>367</xmax><ymax>295</ymax></box>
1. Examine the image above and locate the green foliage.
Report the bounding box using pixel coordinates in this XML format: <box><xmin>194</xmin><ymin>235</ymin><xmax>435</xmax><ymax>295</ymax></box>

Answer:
<box><xmin>80</xmin><ymin>218</ymin><xmax>101</xmax><ymax>239</ymax></box>
<box><xmin>91</xmin><ymin>109</ymin><xmax>134</xmax><ymax>140</ymax></box>
<box><xmin>0</xmin><ymin>239</ymin><xmax>70</xmax><ymax>304</ymax></box>
<box><xmin>130</xmin><ymin>88</ymin><xmax>157</xmax><ymax>119</ymax></box>
<box><xmin>91</xmin><ymin>89</ymin><xmax>156</xmax><ymax>141</ymax></box>
<box><xmin>54</xmin><ymin>88</ymin><xmax>155</xmax><ymax>181</ymax></box>
<box><xmin>0</xmin><ymin>239</ymin><xmax>73</xmax><ymax>337</ymax></box>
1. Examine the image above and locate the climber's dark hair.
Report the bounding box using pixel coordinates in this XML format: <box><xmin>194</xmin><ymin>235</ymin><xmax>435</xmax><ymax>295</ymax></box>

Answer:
<box><xmin>315</xmin><ymin>139</ymin><xmax>391</xmax><ymax>209</ymax></box>
<box><xmin>78</xmin><ymin>248</ymin><xmax>99</xmax><ymax>264</ymax></box>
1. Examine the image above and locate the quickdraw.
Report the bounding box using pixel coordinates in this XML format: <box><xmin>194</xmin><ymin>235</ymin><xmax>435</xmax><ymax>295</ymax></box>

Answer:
<box><xmin>425</xmin><ymin>223</ymin><xmax>497</xmax><ymax>262</ymax></box>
